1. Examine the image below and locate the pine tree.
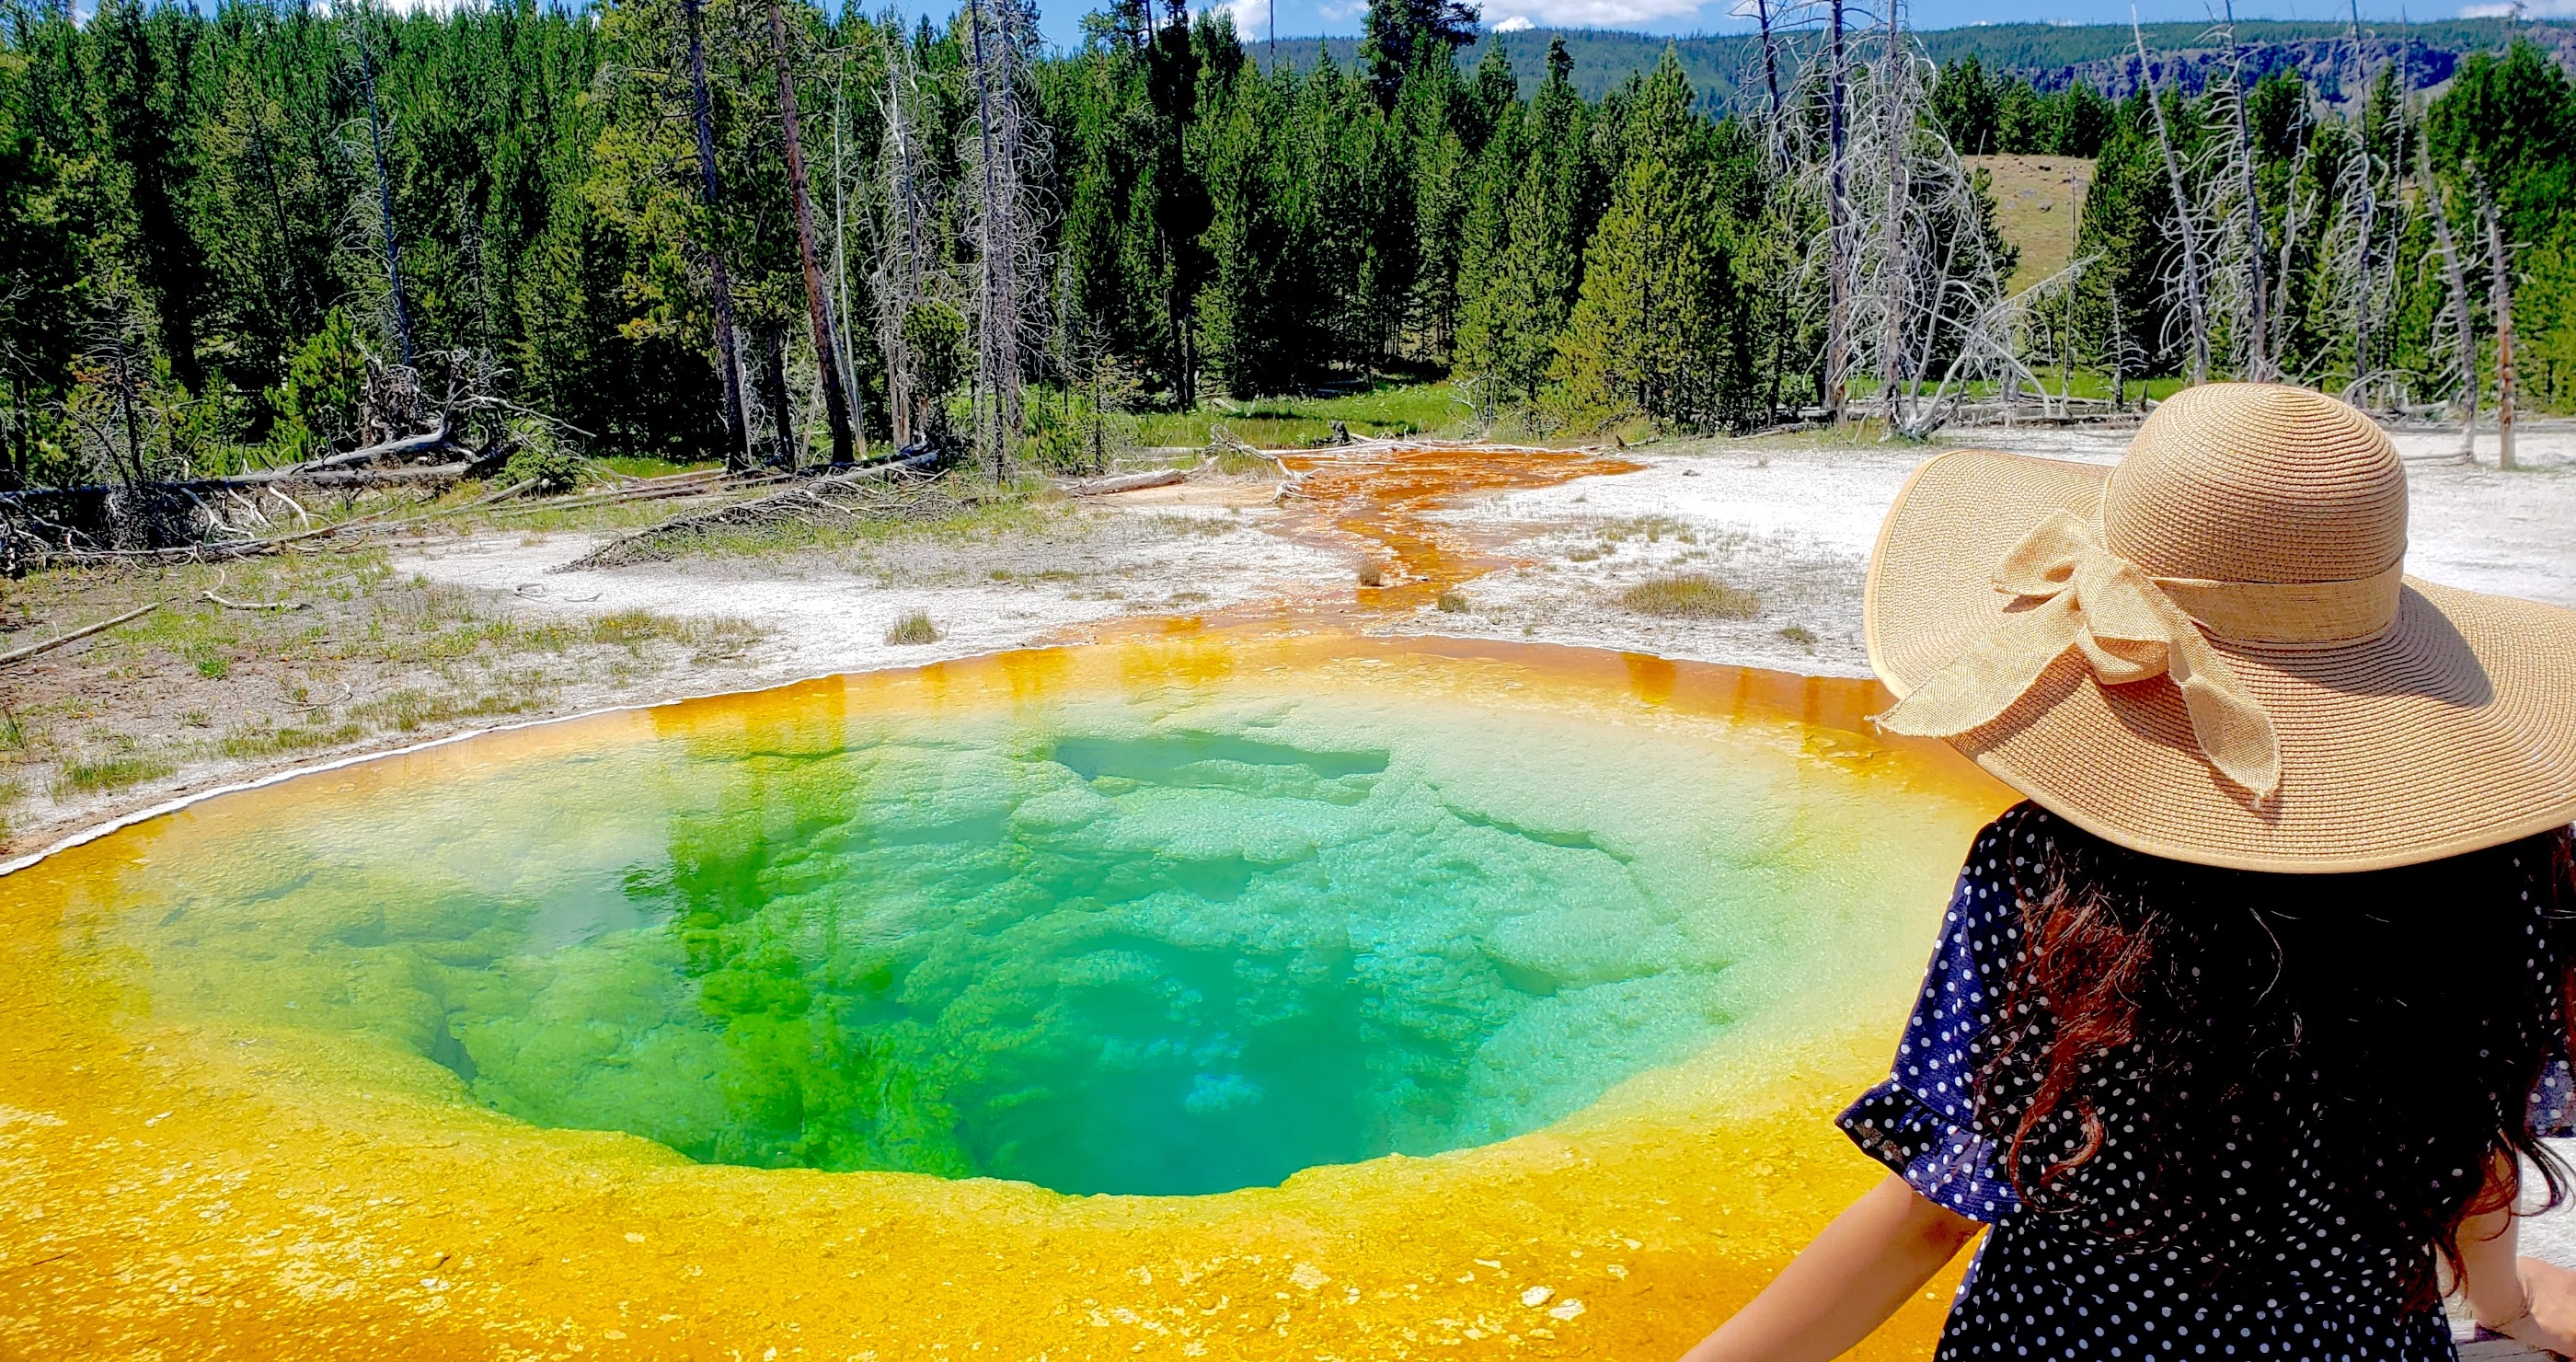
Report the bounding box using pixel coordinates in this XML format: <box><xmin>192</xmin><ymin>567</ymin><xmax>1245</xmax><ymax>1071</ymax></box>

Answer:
<box><xmin>93</xmin><ymin>0</ymin><xmax>213</xmax><ymax>395</ymax></box>
<box><xmin>1545</xmin><ymin>50</ymin><xmax>1733</xmax><ymax>432</ymax></box>
<box><xmin>2072</xmin><ymin>90</ymin><xmax>2182</xmax><ymax>395</ymax></box>
<box><xmin>1454</xmin><ymin>36</ymin><xmax>1583</xmax><ymax>410</ymax></box>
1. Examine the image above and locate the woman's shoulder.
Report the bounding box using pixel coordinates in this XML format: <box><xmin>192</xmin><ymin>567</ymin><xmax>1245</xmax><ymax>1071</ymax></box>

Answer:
<box><xmin>1941</xmin><ymin>802</ymin><xmax>2058</xmax><ymax>953</ymax></box>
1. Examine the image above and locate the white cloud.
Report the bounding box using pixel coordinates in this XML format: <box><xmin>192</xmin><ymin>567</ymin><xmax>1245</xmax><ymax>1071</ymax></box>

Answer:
<box><xmin>1480</xmin><ymin>0</ymin><xmax>1709</xmax><ymax>26</ymax></box>
<box><xmin>1207</xmin><ymin>0</ymin><xmax>1273</xmax><ymax>31</ymax></box>
<box><xmin>2461</xmin><ymin>0</ymin><xmax>2574</xmax><ymax>14</ymax></box>
<box><xmin>1493</xmin><ymin>13</ymin><xmax>1536</xmax><ymax>29</ymax></box>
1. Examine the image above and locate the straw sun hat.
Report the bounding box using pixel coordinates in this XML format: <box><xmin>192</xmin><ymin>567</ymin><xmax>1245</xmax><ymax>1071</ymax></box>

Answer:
<box><xmin>1866</xmin><ymin>382</ymin><xmax>2576</xmax><ymax>873</ymax></box>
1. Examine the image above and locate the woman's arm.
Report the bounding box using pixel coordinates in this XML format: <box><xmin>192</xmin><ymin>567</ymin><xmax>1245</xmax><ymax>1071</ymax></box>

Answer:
<box><xmin>1677</xmin><ymin>1174</ymin><xmax>1983</xmax><ymax>1362</ymax></box>
<box><xmin>2455</xmin><ymin>1154</ymin><xmax>2576</xmax><ymax>1355</ymax></box>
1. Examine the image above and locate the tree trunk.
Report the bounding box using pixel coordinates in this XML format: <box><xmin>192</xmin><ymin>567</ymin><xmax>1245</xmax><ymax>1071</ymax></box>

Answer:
<box><xmin>2478</xmin><ymin>170</ymin><xmax>2516</xmax><ymax>472</ymax></box>
<box><xmin>2420</xmin><ymin>136</ymin><xmax>2478</xmax><ymax>460</ymax></box>
<box><xmin>2343</xmin><ymin>0</ymin><xmax>2378</xmax><ymax>406</ymax></box>
<box><xmin>2224</xmin><ymin>4</ymin><xmax>2270</xmax><ymax>378</ymax></box>
<box><xmin>356</xmin><ymin>22</ymin><xmax>415</xmax><ymax>370</ymax></box>
<box><xmin>767</xmin><ymin>0</ymin><xmax>856</xmax><ymax>465</ymax></box>
<box><xmin>1825</xmin><ymin>0</ymin><xmax>1850</xmax><ymax>425</ymax></box>
<box><xmin>2135</xmin><ymin>21</ymin><xmax>2209</xmax><ymax>386</ymax></box>
<box><xmin>965</xmin><ymin>0</ymin><xmax>1006</xmax><ymax>475</ymax></box>
<box><xmin>1877</xmin><ymin>9</ymin><xmax>1909</xmax><ymax>426</ymax></box>
<box><xmin>756</xmin><ymin>321</ymin><xmax>794</xmax><ymax>467</ymax></box>
<box><xmin>684</xmin><ymin>0</ymin><xmax>753</xmax><ymax>470</ymax></box>
<box><xmin>882</xmin><ymin>54</ymin><xmax>918</xmax><ymax>448</ymax></box>
<box><xmin>1754</xmin><ymin>0</ymin><xmax>1782</xmax><ymax>123</ymax></box>
<box><xmin>831</xmin><ymin>87</ymin><xmax>868</xmax><ymax>458</ymax></box>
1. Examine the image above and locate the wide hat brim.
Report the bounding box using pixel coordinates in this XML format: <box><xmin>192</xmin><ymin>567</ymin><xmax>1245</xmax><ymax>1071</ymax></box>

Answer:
<box><xmin>1866</xmin><ymin>449</ymin><xmax>2576</xmax><ymax>872</ymax></box>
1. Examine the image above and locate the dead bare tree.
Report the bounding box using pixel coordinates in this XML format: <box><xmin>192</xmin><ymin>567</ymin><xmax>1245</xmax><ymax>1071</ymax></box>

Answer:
<box><xmin>2476</xmin><ymin>167</ymin><xmax>2516</xmax><ymax>471</ymax></box>
<box><xmin>682</xmin><ymin>0</ymin><xmax>753</xmax><ymax>470</ymax></box>
<box><xmin>2216</xmin><ymin>2</ymin><xmax>2271</xmax><ymax>379</ymax></box>
<box><xmin>960</xmin><ymin>0</ymin><xmax>1049</xmax><ymax>478</ymax></box>
<box><xmin>767</xmin><ymin>0</ymin><xmax>858</xmax><ymax>465</ymax></box>
<box><xmin>963</xmin><ymin>0</ymin><xmax>1010</xmax><ymax>475</ymax></box>
<box><xmin>1753</xmin><ymin>0</ymin><xmax>1785</xmax><ymax>122</ymax></box>
<box><xmin>1824</xmin><ymin>4</ymin><xmax>2030</xmax><ymax>438</ymax></box>
<box><xmin>2269</xmin><ymin>100</ymin><xmax>2317</xmax><ymax>383</ymax></box>
<box><xmin>2417</xmin><ymin>133</ymin><xmax>2478</xmax><ymax>460</ymax></box>
<box><xmin>1873</xmin><ymin>0</ymin><xmax>1910</xmax><ymax>424</ymax></box>
<box><xmin>351</xmin><ymin>10</ymin><xmax>415</xmax><ymax>371</ymax></box>
<box><xmin>875</xmin><ymin>31</ymin><xmax>931</xmax><ymax>449</ymax></box>
<box><xmin>1825</xmin><ymin>0</ymin><xmax>1851</xmax><ymax>424</ymax></box>
<box><xmin>830</xmin><ymin>81</ymin><xmax>868</xmax><ymax>455</ymax></box>
<box><xmin>2335</xmin><ymin>0</ymin><xmax>2385</xmax><ymax>405</ymax></box>
<box><xmin>2133</xmin><ymin>14</ymin><xmax>2210</xmax><ymax>386</ymax></box>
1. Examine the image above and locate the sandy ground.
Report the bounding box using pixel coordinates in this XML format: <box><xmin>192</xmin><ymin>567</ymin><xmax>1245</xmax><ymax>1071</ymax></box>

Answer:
<box><xmin>376</xmin><ymin>421</ymin><xmax>2576</xmax><ymax>694</ymax></box>
<box><xmin>389</xmin><ymin>485</ymin><xmax>1350</xmax><ymax>687</ymax></box>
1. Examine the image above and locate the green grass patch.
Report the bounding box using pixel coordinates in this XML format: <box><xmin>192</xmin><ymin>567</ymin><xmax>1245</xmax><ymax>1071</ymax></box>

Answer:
<box><xmin>885</xmin><ymin>611</ymin><xmax>942</xmax><ymax>645</ymax></box>
<box><xmin>1620</xmin><ymin>573</ymin><xmax>1760</xmax><ymax>620</ymax></box>
<box><xmin>591</xmin><ymin>456</ymin><xmax>725</xmax><ymax>479</ymax></box>
<box><xmin>1129</xmin><ymin>380</ymin><xmax>1481</xmax><ymax>451</ymax></box>
<box><xmin>52</xmin><ymin>751</ymin><xmax>178</xmax><ymax>797</ymax></box>
<box><xmin>217</xmin><ymin>719</ymin><xmax>366</xmax><ymax>761</ymax></box>
<box><xmin>1435</xmin><ymin>590</ymin><xmax>1468</xmax><ymax>613</ymax></box>
<box><xmin>577</xmin><ymin>609</ymin><xmax>760</xmax><ymax>655</ymax></box>
<box><xmin>625</xmin><ymin>483</ymin><xmax>1060</xmax><ymax>563</ymax></box>
<box><xmin>353</xmin><ymin>686</ymin><xmax>542</xmax><ymax>734</ymax></box>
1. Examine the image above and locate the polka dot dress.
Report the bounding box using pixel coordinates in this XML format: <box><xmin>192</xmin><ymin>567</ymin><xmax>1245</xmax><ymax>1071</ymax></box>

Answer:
<box><xmin>1837</xmin><ymin>805</ymin><xmax>2575</xmax><ymax>1361</ymax></box>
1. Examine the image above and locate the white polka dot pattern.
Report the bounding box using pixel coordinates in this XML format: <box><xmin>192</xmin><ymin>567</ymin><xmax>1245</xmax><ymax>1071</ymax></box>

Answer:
<box><xmin>1837</xmin><ymin>806</ymin><xmax>2572</xmax><ymax>1360</ymax></box>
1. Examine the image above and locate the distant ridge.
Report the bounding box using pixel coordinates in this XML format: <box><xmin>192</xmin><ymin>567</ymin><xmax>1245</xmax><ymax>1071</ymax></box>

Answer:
<box><xmin>1243</xmin><ymin>18</ymin><xmax>2576</xmax><ymax>109</ymax></box>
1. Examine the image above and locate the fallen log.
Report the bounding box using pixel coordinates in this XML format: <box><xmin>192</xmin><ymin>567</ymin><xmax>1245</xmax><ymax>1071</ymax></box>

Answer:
<box><xmin>290</xmin><ymin>416</ymin><xmax>457</xmax><ymax>473</ymax></box>
<box><xmin>1063</xmin><ymin>468</ymin><xmax>1185</xmax><ymax>497</ymax></box>
<box><xmin>216</xmin><ymin>461</ymin><xmax>470</xmax><ymax>490</ymax></box>
<box><xmin>477</xmin><ymin>468</ymin><xmax>774</xmax><ymax>519</ymax></box>
<box><xmin>42</xmin><ymin>475</ymin><xmax>531</xmax><ymax>567</ymax></box>
<box><xmin>559</xmin><ymin>453</ymin><xmax>942</xmax><ymax>571</ymax></box>
<box><xmin>0</xmin><ymin>600</ymin><xmax>163</xmax><ymax>669</ymax></box>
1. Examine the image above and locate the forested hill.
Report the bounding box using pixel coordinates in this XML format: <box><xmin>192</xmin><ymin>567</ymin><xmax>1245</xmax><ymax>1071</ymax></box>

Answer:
<box><xmin>1259</xmin><ymin>18</ymin><xmax>2576</xmax><ymax>107</ymax></box>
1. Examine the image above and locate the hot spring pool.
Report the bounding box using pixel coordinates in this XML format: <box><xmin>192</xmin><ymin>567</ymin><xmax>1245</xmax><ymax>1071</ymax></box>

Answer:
<box><xmin>1</xmin><ymin>632</ymin><xmax>2009</xmax><ymax>1357</ymax></box>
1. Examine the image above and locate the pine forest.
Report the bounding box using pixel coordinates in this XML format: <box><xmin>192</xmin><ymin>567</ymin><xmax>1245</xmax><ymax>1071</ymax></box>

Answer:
<box><xmin>5</xmin><ymin>0</ymin><xmax>2575</xmax><ymax>527</ymax></box>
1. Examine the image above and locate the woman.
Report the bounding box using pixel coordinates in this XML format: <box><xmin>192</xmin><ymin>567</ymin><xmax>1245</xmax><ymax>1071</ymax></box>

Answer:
<box><xmin>1685</xmin><ymin>384</ymin><xmax>2576</xmax><ymax>1361</ymax></box>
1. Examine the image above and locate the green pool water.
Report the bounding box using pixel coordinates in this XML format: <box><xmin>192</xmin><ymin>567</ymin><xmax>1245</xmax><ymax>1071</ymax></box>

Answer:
<box><xmin>73</xmin><ymin>647</ymin><xmax>1975</xmax><ymax>1196</ymax></box>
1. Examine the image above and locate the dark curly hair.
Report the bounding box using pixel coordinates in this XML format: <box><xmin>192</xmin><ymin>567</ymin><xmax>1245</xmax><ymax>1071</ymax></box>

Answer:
<box><xmin>1972</xmin><ymin>807</ymin><xmax>2576</xmax><ymax>1309</ymax></box>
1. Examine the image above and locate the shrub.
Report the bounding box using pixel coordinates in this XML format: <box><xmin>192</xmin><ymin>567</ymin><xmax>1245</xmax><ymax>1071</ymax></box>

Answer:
<box><xmin>502</xmin><ymin>434</ymin><xmax>586</xmax><ymax>493</ymax></box>
<box><xmin>886</xmin><ymin>611</ymin><xmax>941</xmax><ymax>645</ymax></box>
<box><xmin>1357</xmin><ymin>562</ymin><xmax>1385</xmax><ymax>587</ymax></box>
<box><xmin>1435</xmin><ymin>591</ymin><xmax>1467</xmax><ymax>613</ymax></box>
<box><xmin>1619</xmin><ymin>573</ymin><xmax>1758</xmax><ymax>620</ymax></box>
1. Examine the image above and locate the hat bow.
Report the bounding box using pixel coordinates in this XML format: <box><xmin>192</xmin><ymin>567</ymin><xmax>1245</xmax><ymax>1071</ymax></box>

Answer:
<box><xmin>1877</xmin><ymin>510</ymin><xmax>2282</xmax><ymax>797</ymax></box>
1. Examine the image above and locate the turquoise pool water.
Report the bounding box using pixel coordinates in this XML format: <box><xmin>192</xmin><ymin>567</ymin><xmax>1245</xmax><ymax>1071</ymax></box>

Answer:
<box><xmin>78</xmin><ymin>645</ymin><xmax>1969</xmax><ymax>1195</ymax></box>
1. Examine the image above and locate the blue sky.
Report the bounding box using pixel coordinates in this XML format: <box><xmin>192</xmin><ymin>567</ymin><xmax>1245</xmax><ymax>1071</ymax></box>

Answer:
<box><xmin>993</xmin><ymin>0</ymin><xmax>2498</xmax><ymax>52</ymax></box>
